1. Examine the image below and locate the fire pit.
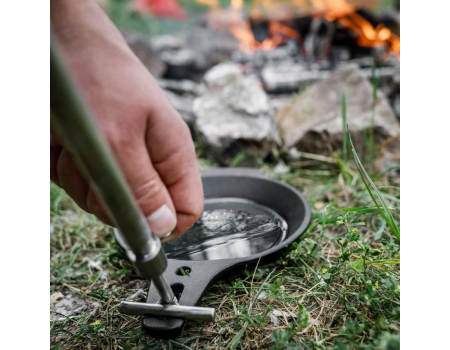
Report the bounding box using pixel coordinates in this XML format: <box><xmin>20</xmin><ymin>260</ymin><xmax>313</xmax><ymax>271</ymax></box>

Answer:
<box><xmin>127</xmin><ymin>0</ymin><xmax>400</xmax><ymax>169</ymax></box>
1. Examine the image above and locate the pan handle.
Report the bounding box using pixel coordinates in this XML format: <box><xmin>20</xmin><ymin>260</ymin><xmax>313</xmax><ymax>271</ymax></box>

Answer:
<box><xmin>142</xmin><ymin>259</ymin><xmax>237</xmax><ymax>339</ymax></box>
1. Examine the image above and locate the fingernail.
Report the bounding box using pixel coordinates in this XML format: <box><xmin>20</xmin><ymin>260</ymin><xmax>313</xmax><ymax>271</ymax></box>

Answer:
<box><xmin>147</xmin><ymin>204</ymin><xmax>176</xmax><ymax>237</ymax></box>
<box><xmin>161</xmin><ymin>232</ymin><xmax>179</xmax><ymax>244</ymax></box>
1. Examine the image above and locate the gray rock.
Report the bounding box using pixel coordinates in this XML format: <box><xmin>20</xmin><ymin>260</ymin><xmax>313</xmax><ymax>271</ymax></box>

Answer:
<box><xmin>379</xmin><ymin>65</ymin><xmax>400</xmax><ymax>119</ymax></box>
<box><xmin>204</xmin><ymin>62</ymin><xmax>242</xmax><ymax>89</ymax></box>
<box><xmin>277</xmin><ymin>64</ymin><xmax>399</xmax><ymax>158</ymax></box>
<box><xmin>221</xmin><ymin>74</ymin><xmax>269</xmax><ymax>115</ymax></box>
<box><xmin>150</xmin><ymin>34</ymin><xmax>184</xmax><ymax>52</ymax></box>
<box><xmin>194</xmin><ymin>64</ymin><xmax>276</xmax><ymax>164</ymax></box>
<box><xmin>158</xmin><ymin>79</ymin><xmax>205</xmax><ymax>96</ymax></box>
<box><xmin>51</xmin><ymin>294</ymin><xmax>100</xmax><ymax>321</ymax></box>
<box><xmin>122</xmin><ymin>31</ymin><xmax>166</xmax><ymax>78</ymax></box>
<box><xmin>150</xmin><ymin>28</ymin><xmax>239</xmax><ymax>80</ymax></box>
<box><xmin>176</xmin><ymin>27</ymin><xmax>239</xmax><ymax>71</ymax></box>
<box><xmin>268</xmin><ymin>94</ymin><xmax>294</xmax><ymax>114</ymax></box>
<box><xmin>159</xmin><ymin>49</ymin><xmax>196</xmax><ymax>68</ymax></box>
<box><xmin>231</xmin><ymin>41</ymin><xmax>299</xmax><ymax>67</ymax></box>
<box><xmin>262</xmin><ymin>64</ymin><xmax>307</xmax><ymax>93</ymax></box>
<box><xmin>263</xmin><ymin>64</ymin><xmax>399</xmax><ymax>93</ymax></box>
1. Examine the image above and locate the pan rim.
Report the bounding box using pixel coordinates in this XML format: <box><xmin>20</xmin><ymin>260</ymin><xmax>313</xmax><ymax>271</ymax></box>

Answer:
<box><xmin>115</xmin><ymin>168</ymin><xmax>312</xmax><ymax>264</ymax></box>
<box><xmin>184</xmin><ymin>168</ymin><xmax>312</xmax><ymax>263</ymax></box>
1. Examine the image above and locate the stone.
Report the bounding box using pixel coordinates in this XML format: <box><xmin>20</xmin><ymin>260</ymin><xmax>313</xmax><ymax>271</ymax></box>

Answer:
<box><xmin>203</xmin><ymin>62</ymin><xmax>242</xmax><ymax>89</ymax></box>
<box><xmin>231</xmin><ymin>41</ymin><xmax>299</xmax><ymax>68</ymax></box>
<box><xmin>379</xmin><ymin>65</ymin><xmax>400</xmax><ymax>119</ymax></box>
<box><xmin>150</xmin><ymin>28</ymin><xmax>239</xmax><ymax>80</ymax></box>
<box><xmin>273</xmin><ymin>162</ymin><xmax>290</xmax><ymax>174</ymax></box>
<box><xmin>276</xmin><ymin>64</ymin><xmax>400</xmax><ymax>158</ymax></box>
<box><xmin>159</xmin><ymin>49</ymin><xmax>197</xmax><ymax>67</ymax></box>
<box><xmin>257</xmin><ymin>291</ymin><xmax>267</xmax><ymax>300</ymax></box>
<box><xmin>159</xmin><ymin>49</ymin><xmax>199</xmax><ymax>80</ymax></box>
<box><xmin>122</xmin><ymin>31</ymin><xmax>166</xmax><ymax>78</ymax></box>
<box><xmin>178</xmin><ymin>27</ymin><xmax>238</xmax><ymax>71</ymax></box>
<box><xmin>158</xmin><ymin>79</ymin><xmax>205</xmax><ymax>96</ymax></box>
<box><xmin>268</xmin><ymin>310</ymin><xmax>290</xmax><ymax>326</ymax></box>
<box><xmin>51</xmin><ymin>294</ymin><xmax>100</xmax><ymax>321</ymax></box>
<box><xmin>193</xmin><ymin>63</ymin><xmax>276</xmax><ymax>164</ymax></box>
<box><xmin>268</xmin><ymin>94</ymin><xmax>294</xmax><ymax>114</ymax></box>
<box><xmin>262</xmin><ymin>63</ymin><xmax>398</xmax><ymax>93</ymax></box>
<box><xmin>262</xmin><ymin>64</ymin><xmax>308</xmax><ymax>93</ymax></box>
<box><xmin>150</xmin><ymin>34</ymin><xmax>184</xmax><ymax>52</ymax></box>
<box><xmin>221</xmin><ymin>75</ymin><xmax>269</xmax><ymax>115</ymax></box>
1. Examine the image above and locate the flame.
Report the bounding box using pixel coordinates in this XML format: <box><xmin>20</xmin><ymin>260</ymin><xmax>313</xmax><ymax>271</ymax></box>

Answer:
<box><xmin>219</xmin><ymin>0</ymin><xmax>302</xmax><ymax>53</ymax></box>
<box><xmin>230</xmin><ymin>20</ymin><xmax>300</xmax><ymax>52</ymax></box>
<box><xmin>304</xmin><ymin>0</ymin><xmax>399</xmax><ymax>56</ymax></box>
<box><xmin>338</xmin><ymin>12</ymin><xmax>400</xmax><ymax>56</ymax></box>
<box><xmin>311</xmin><ymin>0</ymin><xmax>355</xmax><ymax>20</ymax></box>
<box><xmin>198</xmin><ymin>0</ymin><xmax>399</xmax><ymax>57</ymax></box>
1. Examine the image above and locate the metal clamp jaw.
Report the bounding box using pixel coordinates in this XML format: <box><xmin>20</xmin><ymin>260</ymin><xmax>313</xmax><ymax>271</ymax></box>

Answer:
<box><xmin>114</xmin><ymin>229</ymin><xmax>216</xmax><ymax>323</ymax></box>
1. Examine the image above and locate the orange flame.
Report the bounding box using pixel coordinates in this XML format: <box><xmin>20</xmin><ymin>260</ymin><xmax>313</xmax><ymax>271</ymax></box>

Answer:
<box><xmin>198</xmin><ymin>0</ymin><xmax>399</xmax><ymax>57</ymax></box>
<box><xmin>230</xmin><ymin>20</ymin><xmax>300</xmax><ymax>52</ymax></box>
<box><xmin>338</xmin><ymin>12</ymin><xmax>400</xmax><ymax>56</ymax></box>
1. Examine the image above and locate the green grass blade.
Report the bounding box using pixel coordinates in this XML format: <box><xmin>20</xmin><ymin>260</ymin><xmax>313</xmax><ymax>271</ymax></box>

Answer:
<box><xmin>347</xmin><ymin>125</ymin><xmax>400</xmax><ymax>241</ymax></box>
<box><xmin>226</xmin><ymin>269</ymin><xmax>276</xmax><ymax>350</ymax></box>
<box><xmin>228</xmin><ymin>321</ymin><xmax>248</xmax><ymax>350</ymax></box>
<box><xmin>369</xmin><ymin>57</ymin><xmax>378</xmax><ymax>163</ymax></box>
<box><xmin>373</xmin><ymin>165</ymin><xmax>400</xmax><ymax>181</ymax></box>
<box><xmin>342</xmin><ymin>92</ymin><xmax>347</xmax><ymax>164</ymax></box>
<box><xmin>231</xmin><ymin>150</ymin><xmax>246</xmax><ymax>167</ymax></box>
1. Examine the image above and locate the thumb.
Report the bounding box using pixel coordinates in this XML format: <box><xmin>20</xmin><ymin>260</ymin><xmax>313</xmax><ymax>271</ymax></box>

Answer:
<box><xmin>108</xmin><ymin>134</ymin><xmax>177</xmax><ymax>237</ymax></box>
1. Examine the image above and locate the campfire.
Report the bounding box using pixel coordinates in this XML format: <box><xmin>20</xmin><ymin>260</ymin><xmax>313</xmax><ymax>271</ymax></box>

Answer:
<box><xmin>125</xmin><ymin>0</ymin><xmax>400</xmax><ymax>167</ymax></box>
<box><xmin>200</xmin><ymin>0</ymin><xmax>399</xmax><ymax>60</ymax></box>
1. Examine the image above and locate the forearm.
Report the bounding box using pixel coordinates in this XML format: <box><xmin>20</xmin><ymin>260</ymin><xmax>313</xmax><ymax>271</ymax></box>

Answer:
<box><xmin>51</xmin><ymin>0</ymin><xmax>130</xmax><ymax>63</ymax></box>
<box><xmin>50</xmin><ymin>1</ymin><xmax>203</xmax><ymax>237</ymax></box>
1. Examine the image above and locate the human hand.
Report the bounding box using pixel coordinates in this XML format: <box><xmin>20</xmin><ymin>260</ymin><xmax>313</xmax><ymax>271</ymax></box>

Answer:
<box><xmin>50</xmin><ymin>0</ymin><xmax>203</xmax><ymax>239</ymax></box>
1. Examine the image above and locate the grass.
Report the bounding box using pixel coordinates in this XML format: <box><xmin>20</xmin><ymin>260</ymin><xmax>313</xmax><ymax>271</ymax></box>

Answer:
<box><xmin>51</xmin><ymin>3</ymin><xmax>399</xmax><ymax>347</ymax></box>
<box><xmin>342</xmin><ymin>93</ymin><xmax>348</xmax><ymax>165</ymax></box>
<box><xmin>50</xmin><ymin>142</ymin><xmax>400</xmax><ymax>349</ymax></box>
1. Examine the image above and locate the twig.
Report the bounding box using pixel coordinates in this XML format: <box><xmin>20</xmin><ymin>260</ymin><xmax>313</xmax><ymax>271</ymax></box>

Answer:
<box><xmin>300</xmin><ymin>298</ymin><xmax>326</xmax><ymax>334</ymax></box>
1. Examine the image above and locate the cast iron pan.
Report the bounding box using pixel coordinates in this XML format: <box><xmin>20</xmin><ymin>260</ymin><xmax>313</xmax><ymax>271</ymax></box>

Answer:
<box><xmin>117</xmin><ymin>168</ymin><xmax>311</xmax><ymax>339</ymax></box>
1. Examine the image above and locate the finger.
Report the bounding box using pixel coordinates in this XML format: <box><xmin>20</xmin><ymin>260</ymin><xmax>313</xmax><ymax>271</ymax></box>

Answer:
<box><xmin>146</xmin><ymin>97</ymin><xmax>204</xmax><ymax>238</ymax></box>
<box><xmin>106</xmin><ymin>125</ymin><xmax>177</xmax><ymax>237</ymax></box>
<box><xmin>56</xmin><ymin>148</ymin><xmax>90</xmax><ymax>212</ymax></box>
<box><xmin>86</xmin><ymin>187</ymin><xmax>113</xmax><ymax>226</ymax></box>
